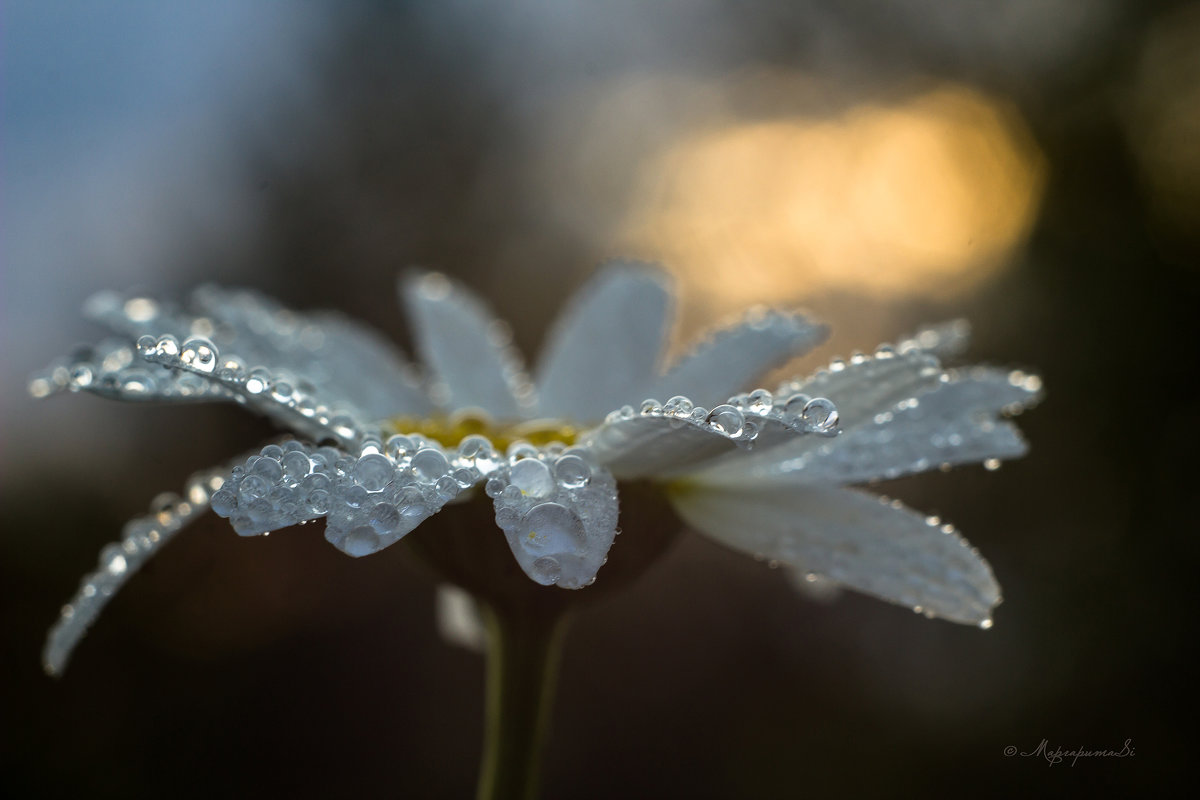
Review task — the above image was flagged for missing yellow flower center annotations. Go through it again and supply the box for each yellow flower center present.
[385,410,580,451]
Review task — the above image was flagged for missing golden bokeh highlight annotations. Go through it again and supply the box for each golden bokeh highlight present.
[618,85,1045,314]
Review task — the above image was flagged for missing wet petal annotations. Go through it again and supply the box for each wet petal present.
[400,272,532,418]
[213,437,484,557]
[535,263,671,422]
[646,308,827,409]
[694,367,1040,487]
[582,389,838,479]
[670,483,1001,626]
[43,467,230,676]
[488,447,619,589]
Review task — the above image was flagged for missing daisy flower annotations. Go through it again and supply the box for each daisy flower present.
[32,263,1038,796]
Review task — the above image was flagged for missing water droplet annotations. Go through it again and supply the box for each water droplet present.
[706,405,746,438]
[640,399,662,415]
[238,475,270,502]
[343,485,369,508]
[783,393,810,416]
[154,335,180,360]
[179,337,218,373]
[801,397,839,431]
[397,486,428,520]
[251,457,283,483]
[554,454,591,488]
[412,448,450,483]
[984,458,1001,471]
[245,368,271,394]
[531,556,561,584]
[979,618,994,630]
[386,434,414,459]
[210,488,237,516]
[485,477,506,498]
[662,396,694,416]
[344,526,380,556]
[368,503,400,534]
[511,458,555,498]
[746,389,773,415]
[69,364,94,387]
[306,489,330,514]
[100,544,127,575]
[354,453,392,491]
[519,503,586,555]
[281,451,311,481]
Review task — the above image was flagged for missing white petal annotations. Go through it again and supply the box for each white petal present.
[582,390,838,480]
[43,467,230,676]
[535,263,671,422]
[670,484,1000,625]
[489,447,619,589]
[646,309,827,409]
[699,367,1039,488]
[213,437,485,557]
[400,272,532,418]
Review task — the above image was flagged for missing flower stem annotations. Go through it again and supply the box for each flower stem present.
[476,599,570,800]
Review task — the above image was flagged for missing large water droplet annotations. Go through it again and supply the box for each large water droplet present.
[368,503,400,534]
[746,389,773,415]
[179,337,218,373]
[662,395,694,416]
[510,458,555,498]
[706,405,746,438]
[531,556,562,585]
[519,503,586,555]
[354,453,393,491]
[554,454,591,488]
[344,526,380,557]
[801,397,839,431]
[412,448,450,483]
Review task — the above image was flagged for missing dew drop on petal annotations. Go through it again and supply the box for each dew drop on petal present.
[306,489,330,514]
[520,502,586,554]
[531,556,562,585]
[281,451,312,481]
[210,488,238,516]
[251,457,283,483]
[179,337,218,373]
[368,503,400,534]
[344,526,381,556]
[245,368,271,394]
[554,454,591,488]
[662,395,694,416]
[706,405,746,438]
[746,389,773,414]
[485,477,506,498]
[511,458,555,498]
[343,485,369,508]
[354,453,393,491]
[385,434,414,459]
[397,486,429,521]
[412,448,450,483]
[801,397,839,431]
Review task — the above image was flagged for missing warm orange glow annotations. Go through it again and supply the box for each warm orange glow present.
[616,84,1045,314]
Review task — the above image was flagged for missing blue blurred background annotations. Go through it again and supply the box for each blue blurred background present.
[2,1,1195,796]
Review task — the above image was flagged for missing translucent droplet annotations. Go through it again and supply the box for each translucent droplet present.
[344,526,380,557]
[70,364,94,387]
[984,458,1001,471]
[397,486,428,520]
[238,475,270,502]
[210,488,237,516]
[435,475,460,500]
[368,503,400,534]
[245,368,271,394]
[485,477,506,498]
[100,543,127,575]
[554,454,591,488]
[306,489,330,514]
[510,458,555,498]
[706,405,746,438]
[280,451,311,481]
[343,485,369,508]
[179,337,218,373]
[783,393,810,416]
[640,399,662,415]
[746,389,773,414]
[662,395,693,416]
[353,453,393,491]
[251,457,283,483]
[123,296,159,322]
[385,434,414,459]
[412,448,451,483]
[801,397,839,431]
[154,335,180,360]
[519,503,586,555]
[531,556,562,585]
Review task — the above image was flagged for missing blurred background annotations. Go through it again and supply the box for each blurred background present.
[2,0,1196,796]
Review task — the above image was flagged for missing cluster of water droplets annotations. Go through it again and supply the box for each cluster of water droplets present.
[211,436,490,557]
[485,443,618,588]
[605,387,839,441]
[42,470,228,676]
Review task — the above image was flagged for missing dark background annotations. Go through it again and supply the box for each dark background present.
[2,1,1196,796]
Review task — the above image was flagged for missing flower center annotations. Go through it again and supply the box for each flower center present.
[386,410,580,451]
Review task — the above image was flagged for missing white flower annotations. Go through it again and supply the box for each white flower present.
[32,263,1040,674]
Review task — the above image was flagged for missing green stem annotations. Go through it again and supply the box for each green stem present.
[476,600,570,800]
